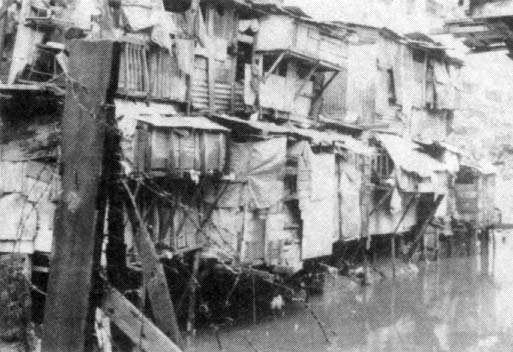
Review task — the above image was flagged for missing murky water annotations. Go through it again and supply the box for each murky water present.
[192,231,513,352]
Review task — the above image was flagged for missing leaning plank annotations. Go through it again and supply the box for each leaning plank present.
[103,287,182,352]
[122,181,184,349]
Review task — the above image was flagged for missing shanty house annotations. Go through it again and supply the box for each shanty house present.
[444,0,513,53]
[323,24,463,143]
[454,160,497,230]
[323,24,465,256]
[239,8,350,122]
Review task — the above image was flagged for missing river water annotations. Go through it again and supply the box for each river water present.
[192,230,513,352]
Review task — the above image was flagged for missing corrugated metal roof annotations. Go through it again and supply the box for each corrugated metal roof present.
[210,114,373,154]
[135,114,229,131]
[461,158,497,175]
[376,133,448,178]
[115,100,229,131]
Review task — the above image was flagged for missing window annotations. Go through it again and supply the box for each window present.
[296,61,316,81]
[371,148,394,181]
[118,42,149,94]
[213,6,226,38]
[425,62,436,108]
[386,69,397,105]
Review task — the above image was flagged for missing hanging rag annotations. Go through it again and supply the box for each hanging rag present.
[151,11,177,53]
[390,186,402,214]
[175,38,195,75]
[185,1,207,47]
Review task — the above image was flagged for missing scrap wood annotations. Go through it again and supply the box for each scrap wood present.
[102,287,182,352]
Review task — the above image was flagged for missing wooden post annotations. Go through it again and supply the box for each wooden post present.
[389,194,417,276]
[492,228,496,276]
[252,274,257,324]
[435,229,440,263]
[423,232,428,263]
[106,123,127,290]
[122,181,184,349]
[186,250,201,335]
[41,40,118,352]
[391,234,396,278]
[0,0,13,67]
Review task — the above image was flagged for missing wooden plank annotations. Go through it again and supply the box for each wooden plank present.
[103,287,182,352]
[186,251,201,333]
[41,40,118,352]
[122,181,184,349]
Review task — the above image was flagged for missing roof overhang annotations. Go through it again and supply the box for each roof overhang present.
[443,17,512,52]
[255,49,346,72]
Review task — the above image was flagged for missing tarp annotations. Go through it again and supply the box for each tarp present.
[300,150,337,260]
[211,137,287,209]
[376,133,448,178]
[338,161,363,241]
[0,160,59,254]
[434,60,453,110]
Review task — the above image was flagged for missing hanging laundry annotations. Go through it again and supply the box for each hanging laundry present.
[151,11,178,53]
[175,38,195,75]
[390,187,402,214]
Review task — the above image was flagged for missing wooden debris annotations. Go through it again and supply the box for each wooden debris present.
[102,287,182,352]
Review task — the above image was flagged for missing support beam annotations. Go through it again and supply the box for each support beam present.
[186,251,201,334]
[406,194,445,261]
[390,194,417,278]
[42,40,118,352]
[369,187,394,216]
[315,70,339,98]
[309,70,340,108]
[122,181,184,349]
[262,51,287,83]
[103,287,182,352]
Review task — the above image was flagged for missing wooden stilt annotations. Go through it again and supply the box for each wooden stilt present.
[391,234,396,279]
[186,250,201,335]
[435,229,440,263]
[252,274,257,324]
[492,228,496,276]
[423,234,428,263]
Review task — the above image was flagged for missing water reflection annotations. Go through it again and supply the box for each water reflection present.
[193,231,513,352]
